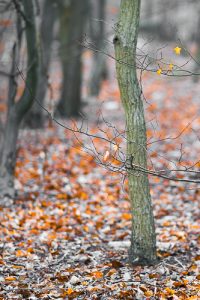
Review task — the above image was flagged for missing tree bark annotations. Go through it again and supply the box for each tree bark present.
[193,6,200,82]
[0,0,38,201]
[89,0,107,97]
[0,107,18,199]
[24,0,56,128]
[114,0,157,265]
[56,0,89,118]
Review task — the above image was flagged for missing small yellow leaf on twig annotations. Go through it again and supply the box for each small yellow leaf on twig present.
[157,68,162,75]
[103,150,110,162]
[169,63,174,71]
[174,46,181,55]
[113,144,118,152]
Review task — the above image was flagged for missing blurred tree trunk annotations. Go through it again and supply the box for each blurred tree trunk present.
[193,6,200,81]
[56,0,89,118]
[89,0,107,97]
[0,0,38,201]
[114,0,157,265]
[24,0,56,128]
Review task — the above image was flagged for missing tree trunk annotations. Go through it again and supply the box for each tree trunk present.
[24,0,56,128]
[114,0,157,265]
[56,0,89,117]
[0,0,38,202]
[89,0,107,97]
[0,108,18,199]
[193,6,200,82]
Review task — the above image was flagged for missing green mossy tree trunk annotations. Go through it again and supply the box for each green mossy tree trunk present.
[114,0,157,265]
[0,0,38,202]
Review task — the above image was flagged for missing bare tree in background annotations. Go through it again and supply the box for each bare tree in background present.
[0,0,38,200]
[56,0,90,118]
[89,0,107,97]
[24,0,56,128]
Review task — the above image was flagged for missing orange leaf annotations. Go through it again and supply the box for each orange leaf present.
[0,103,6,112]
[122,213,132,220]
[47,233,57,240]
[165,287,175,295]
[0,19,12,27]
[67,288,74,295]
[92,271,103,279]
[16,250,25,257]
[27,247,34,253]
[57,193,68,200]
[5,276,16,281]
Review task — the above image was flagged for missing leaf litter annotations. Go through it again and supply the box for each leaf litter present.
[0,56,200,300]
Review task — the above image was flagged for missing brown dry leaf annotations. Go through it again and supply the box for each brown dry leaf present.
[111,260,123,268]
[106,268,117,276]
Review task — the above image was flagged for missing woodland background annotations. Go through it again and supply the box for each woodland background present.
[0,0,199,299]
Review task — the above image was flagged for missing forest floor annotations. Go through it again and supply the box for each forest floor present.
[0,47,200,299]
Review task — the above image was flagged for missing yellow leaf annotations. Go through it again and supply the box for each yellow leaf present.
[169,63,174,71]
[195,161,200,167]
[113,144,118,151]
[103,150,110,162]
[165,287,175,295]
[82,281,88,286]
[157,68,162,75]
[144,290,153,297]
[174,46,181,55]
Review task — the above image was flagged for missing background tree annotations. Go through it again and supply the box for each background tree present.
[114,0,157,265]
[56,0,90,118]
[89,0,107,97]
[24,0,57,128]
[0,0,38,200]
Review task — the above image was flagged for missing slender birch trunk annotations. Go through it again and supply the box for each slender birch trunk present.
[114,0,157,265]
